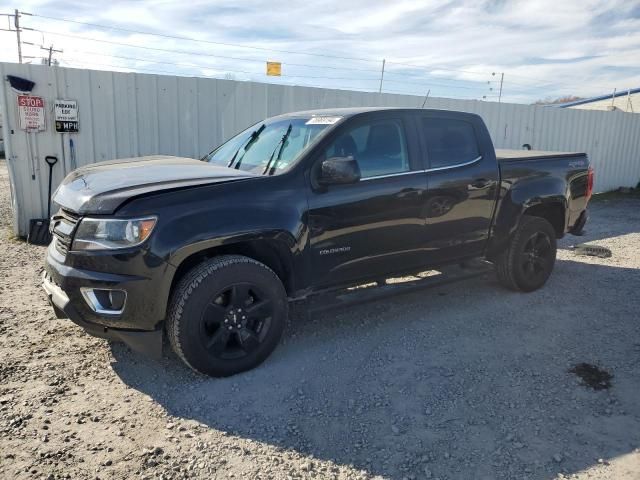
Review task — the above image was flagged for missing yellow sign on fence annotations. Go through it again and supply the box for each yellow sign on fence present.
[266,61,281,76]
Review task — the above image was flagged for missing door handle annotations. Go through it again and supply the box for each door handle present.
[470,178,490,189]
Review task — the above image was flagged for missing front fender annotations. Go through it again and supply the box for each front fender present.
[167,229,298,268]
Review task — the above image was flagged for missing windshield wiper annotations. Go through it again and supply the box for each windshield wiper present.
[262,123,292,176]
[228,124,265,169]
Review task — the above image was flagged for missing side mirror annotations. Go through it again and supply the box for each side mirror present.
[319,156,361,185]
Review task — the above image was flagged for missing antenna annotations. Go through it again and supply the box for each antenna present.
[421,90,431,108]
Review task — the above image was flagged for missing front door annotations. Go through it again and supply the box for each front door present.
[306,112,428,288]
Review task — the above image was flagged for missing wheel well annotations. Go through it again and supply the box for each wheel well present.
[170,240,295,298]
[523,203,565,238]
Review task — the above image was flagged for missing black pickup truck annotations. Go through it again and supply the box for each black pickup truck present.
[43,107,593,376]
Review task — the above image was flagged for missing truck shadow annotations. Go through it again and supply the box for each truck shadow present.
[110,258,640,480]
[560,198,640,245]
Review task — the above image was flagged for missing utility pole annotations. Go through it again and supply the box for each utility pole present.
[498,72,504,103]
[378,59,386,93]
[41,44,63,66]
[14,9,22,63]
[0,10,23,63]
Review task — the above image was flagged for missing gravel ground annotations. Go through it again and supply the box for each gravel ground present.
[1,158,639,480]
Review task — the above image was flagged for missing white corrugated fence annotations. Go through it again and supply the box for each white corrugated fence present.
[1,62,639,237]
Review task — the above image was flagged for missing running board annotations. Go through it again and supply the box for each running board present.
[304,262,494,314]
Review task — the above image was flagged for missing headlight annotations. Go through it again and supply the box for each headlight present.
[72,216,157,251]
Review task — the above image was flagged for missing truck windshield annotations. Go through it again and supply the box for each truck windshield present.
[203,117,339,175]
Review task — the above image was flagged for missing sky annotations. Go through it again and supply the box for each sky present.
[1,0,639,104]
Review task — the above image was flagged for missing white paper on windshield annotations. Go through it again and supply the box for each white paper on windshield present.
[305,116,342,125]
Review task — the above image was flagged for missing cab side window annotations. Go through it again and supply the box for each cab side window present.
[422,118,480,169]
[324,119,410,178]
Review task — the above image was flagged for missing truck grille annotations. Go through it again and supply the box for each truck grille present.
[51,209,80,256]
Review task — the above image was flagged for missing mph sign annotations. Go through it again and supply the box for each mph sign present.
[17,95,46,131]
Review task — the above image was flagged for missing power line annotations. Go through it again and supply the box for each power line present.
[26,11,511,80]
[382,87,486,100]
[30,22,494,88]
[60,55,484,99]
[21,10,625,100]
[27,28,611,101]
[385,60,492,76]
[5,23,498,95]
[26,12,379,64]
[62,48,381,82]
[385,59,619,92]
[499,70,615,90]
[61,56,397,95]
[21,13,580,97]
[31,28,391,75]
[19,23,382,74]
[64,47,498,92]
[382,78,485,91]
[75,46,492,89]
[61,56,379,87]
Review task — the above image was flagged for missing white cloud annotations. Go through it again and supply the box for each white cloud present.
[1,0,638,104]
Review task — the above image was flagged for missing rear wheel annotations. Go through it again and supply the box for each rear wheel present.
[167,255,287,377]
[495,216,557,292]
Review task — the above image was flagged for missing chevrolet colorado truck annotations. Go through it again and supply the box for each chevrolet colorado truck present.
[43,107,593,376]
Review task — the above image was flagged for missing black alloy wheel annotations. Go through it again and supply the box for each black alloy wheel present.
[495,215,557,292]
[167,255,287,377]
[520,231,553,284]
[200,283,273,360]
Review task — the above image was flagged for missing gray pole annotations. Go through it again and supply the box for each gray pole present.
[40,44,62,66]
[379,59,386,93]
[611,88,617,108]
[498,72,504,103]
[14,9,22,64]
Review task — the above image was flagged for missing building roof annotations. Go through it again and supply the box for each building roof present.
[555,87,640,108]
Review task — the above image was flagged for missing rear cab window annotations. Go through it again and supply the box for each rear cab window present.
[421,117,481,169]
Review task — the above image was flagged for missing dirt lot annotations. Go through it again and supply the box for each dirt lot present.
[1,159,639,480]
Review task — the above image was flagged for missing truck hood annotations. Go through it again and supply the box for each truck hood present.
[53,155,257,214]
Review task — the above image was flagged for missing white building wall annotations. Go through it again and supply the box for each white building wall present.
[567,92,638,113]
[2,62,640,236]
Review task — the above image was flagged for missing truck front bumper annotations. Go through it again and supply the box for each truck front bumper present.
[42,271,163,357]
[42,241,172,358]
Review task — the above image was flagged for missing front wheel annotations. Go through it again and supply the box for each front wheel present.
[167,255,287,377]
[495,216,557,292]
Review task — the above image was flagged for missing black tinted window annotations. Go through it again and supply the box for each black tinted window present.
[325,119,409,178]
[422,118,480,169]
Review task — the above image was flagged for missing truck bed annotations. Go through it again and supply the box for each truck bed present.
[496,149,586,161]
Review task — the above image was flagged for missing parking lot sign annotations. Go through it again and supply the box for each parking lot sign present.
[54,99,79,133]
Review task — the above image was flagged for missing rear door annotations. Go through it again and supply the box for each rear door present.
[305,111,428,288]
[415,111,499,262]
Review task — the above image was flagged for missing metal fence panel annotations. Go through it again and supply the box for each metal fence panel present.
[1,62,639,236]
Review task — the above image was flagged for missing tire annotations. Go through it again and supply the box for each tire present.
[167,255,287,377]
[495,215,557,292]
